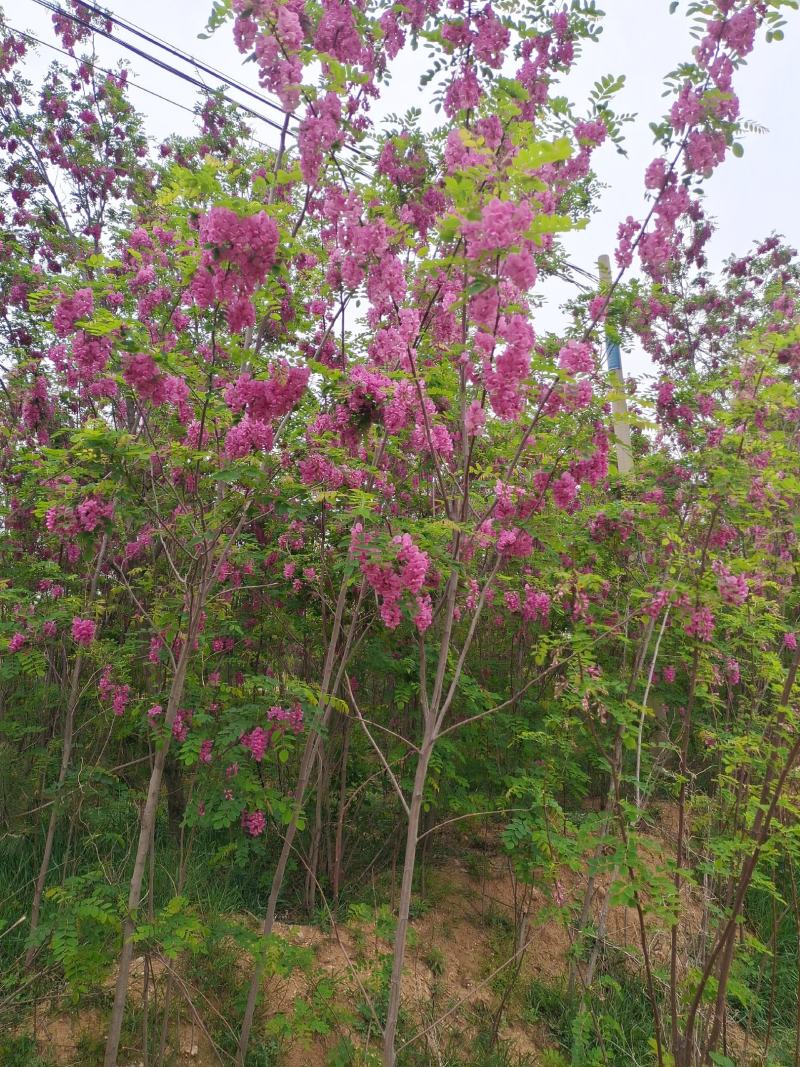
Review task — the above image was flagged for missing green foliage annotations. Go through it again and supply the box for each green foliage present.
[0,1035,54,1067]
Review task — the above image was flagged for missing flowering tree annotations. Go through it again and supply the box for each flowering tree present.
[0,1,798,1066]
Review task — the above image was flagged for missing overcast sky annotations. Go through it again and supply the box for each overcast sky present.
[5,0,799,379]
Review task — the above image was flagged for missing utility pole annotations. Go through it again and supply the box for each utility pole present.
[597,254,634,475]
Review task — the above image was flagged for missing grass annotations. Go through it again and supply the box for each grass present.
[523,966,659,1067]
[0,1034,55,1067]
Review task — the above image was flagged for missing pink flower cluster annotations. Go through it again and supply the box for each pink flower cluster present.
[72,617,96,646]
[172,709,192,742]
[464,199,533,257]
[558,341,594,376]
[241,726,269,761]
[98,666,130,716]
[74,496,114,532]
[268,703,304,734]
[224,363,309,458]
[53,287,93,336]
[523,586,551,624]
[242,809,266,837]
[552,472,578,512]
[122,352,167,404]
[353,525,432,631]
[232,0,305,109]
[713,561,749,606]
[190,206,279,332]
[482,314,535,421]
[21,376,53,440]
[46,496,113,537]
[685,607,715,642]
[619,2,762,278]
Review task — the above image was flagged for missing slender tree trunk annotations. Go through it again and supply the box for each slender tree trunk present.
[236,722,329,1064]
[382,737,433,1067]
[104,636,193,1067]
[235,575,355,1066]
[26,534,108,969]
[163,755,186,839]
[305,750,326,912]
[24,652,83,970]
[332,718,351,902]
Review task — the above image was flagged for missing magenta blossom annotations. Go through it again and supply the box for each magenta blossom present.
[72,617,96,646]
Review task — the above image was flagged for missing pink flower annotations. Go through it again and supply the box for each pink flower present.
[722,7,757,56]
[522,587,550,625]
[663,666,676,684]
[199,739,214,764]
[71,617,96,646]
[505,591,521,613]
[53,287,93,336]
[243,810,266,837]
[242,726,269,761]
[685,607,715,642]
[268,703,304,734]
[172,709,191,742]
[504,250,537,290]
[122,352,167,405]
[414,594,433,633]
[558,341,594,376]
[298,92,342,184]
[112,685,130,716]
[9,632,26,652]
[147,704,163,718]
[191,207,279,311]
[464,400,486,436]
[713,562,748,606]
[552,472,578,511]
[784,632,798,651]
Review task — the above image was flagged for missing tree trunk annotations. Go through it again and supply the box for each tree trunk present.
[164,755,186,839]
[26,534,108,969]
[332,718,351,902]
[382,738,433,1067]
[304,750,326,913]
[103,637,193,1067]
[24,650,83,970]
[235,575,355,1066]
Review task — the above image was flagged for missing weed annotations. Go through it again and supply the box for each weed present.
[0,1034,54,1067]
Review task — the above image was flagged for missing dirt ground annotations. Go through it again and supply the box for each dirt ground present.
[21,806,758,1066]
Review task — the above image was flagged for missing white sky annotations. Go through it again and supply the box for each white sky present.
[5,0,799,380]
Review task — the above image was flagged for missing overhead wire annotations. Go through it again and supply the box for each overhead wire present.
[26,0,292,138]
[5,22,276,154]
[77,0,298,125]
[24,0,375,175]
[14,1,596,291]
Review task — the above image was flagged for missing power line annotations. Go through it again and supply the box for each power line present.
[79,0,295,125]
[11,4,599,295]
[78,0,372,163]
[85,0,375,164]
[6,22,276,153]
[24,0,374,175]
[26,0,293,139]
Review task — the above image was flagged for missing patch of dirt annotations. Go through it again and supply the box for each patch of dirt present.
[21,812,763,1066]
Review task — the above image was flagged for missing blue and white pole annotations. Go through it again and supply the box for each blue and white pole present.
[597,255,633,474]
